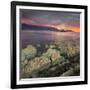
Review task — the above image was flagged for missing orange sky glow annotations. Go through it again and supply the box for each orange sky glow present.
[52,24,80,32]
[64,26,80,32]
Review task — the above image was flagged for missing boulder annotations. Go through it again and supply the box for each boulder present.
[21,45,37,61]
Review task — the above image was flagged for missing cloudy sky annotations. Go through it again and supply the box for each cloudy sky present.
[20,9,80,32]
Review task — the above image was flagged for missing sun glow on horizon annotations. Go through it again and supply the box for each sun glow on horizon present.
[51,24,80,32]
[64,25,80,32]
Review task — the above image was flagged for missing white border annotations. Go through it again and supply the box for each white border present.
[16,6,85,85]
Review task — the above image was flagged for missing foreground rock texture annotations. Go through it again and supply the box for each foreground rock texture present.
[21,47,61,78]
[20,41,80,78]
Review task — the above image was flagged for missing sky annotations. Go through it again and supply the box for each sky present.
[20,9,80,32]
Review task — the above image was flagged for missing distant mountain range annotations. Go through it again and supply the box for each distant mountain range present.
[22,24,74,32]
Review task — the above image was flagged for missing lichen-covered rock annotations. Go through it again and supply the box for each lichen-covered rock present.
[42,48,61,62]
[60,68,74,76]
[21,45,37,61]
[21,51,26,62]
[21,59,28,66]
[22,56,50,77]
[45,44,49,49]
[37,44,40,47]
[22,48,61,77]
[49,45,56,49]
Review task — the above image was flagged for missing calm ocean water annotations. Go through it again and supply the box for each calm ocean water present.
[21,30,80,48]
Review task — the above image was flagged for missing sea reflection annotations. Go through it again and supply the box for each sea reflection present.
[21,30,80,48]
